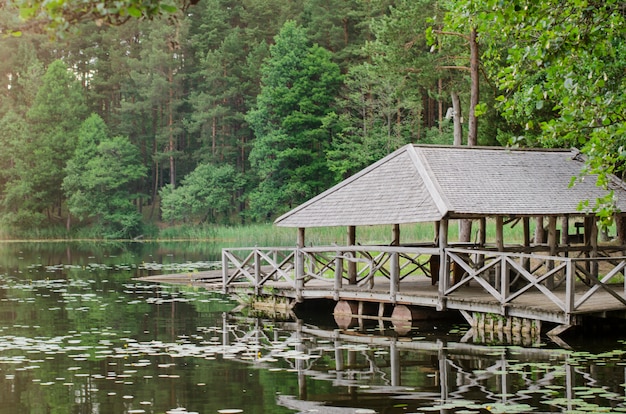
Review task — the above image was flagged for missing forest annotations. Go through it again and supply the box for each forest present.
[0,0,624,238]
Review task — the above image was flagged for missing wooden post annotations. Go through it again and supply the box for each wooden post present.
[495,216,505,293]
[438,219,449,310]
[296,228,305,297]
[561,216,569,246]
[347,226,356,285]
[565,259,574,316]
[254,249,261,295]
[617,213,626,256]
[476,217,487,270]
[390,251,399,303]
[534,216,544,244]
[392,223,400,246]
[523,217,531,271]
[222,250,229,294]
[547,216,558,289]
[495,216,504,251]
[590,219,598,279]
[334,253,343,300]
[479,218,487,246]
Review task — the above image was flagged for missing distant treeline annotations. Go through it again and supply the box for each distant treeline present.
[0,0,623,238]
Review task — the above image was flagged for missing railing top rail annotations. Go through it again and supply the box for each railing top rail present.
[447,246,626,263]
[301,245,440,254]
[222,246,297,252]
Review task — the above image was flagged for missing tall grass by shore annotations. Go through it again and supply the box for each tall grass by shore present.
[3,219,613,247]
[157,220,531,247]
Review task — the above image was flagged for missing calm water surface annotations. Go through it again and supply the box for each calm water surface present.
[0,242,626,414]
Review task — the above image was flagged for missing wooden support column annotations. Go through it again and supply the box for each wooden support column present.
[590,219,598,279]
[523,217,531,271]
[546,216,558,289]
[347,226,356,285]
[495,216,504,251]
[438,219,449,311]
[390,225,400,303]
[561,216,570,246]
[479,218,487,246]
[392,224,400,246]
[390,251,399,303]
[476,217,487,270]
[617,213,626,254]
[523,218,531,247]
[495,216,504,292]
[296,228,305,295]
[534,216,544,244]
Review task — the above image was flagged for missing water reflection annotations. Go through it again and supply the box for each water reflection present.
[0,242,625,414]
[220,316,626,413]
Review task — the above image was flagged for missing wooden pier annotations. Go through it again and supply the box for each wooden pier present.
[221,244,626,338]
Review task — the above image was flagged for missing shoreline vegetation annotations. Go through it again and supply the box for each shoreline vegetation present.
[0,220,548,246]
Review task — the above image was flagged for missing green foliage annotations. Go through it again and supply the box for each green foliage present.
[326,60,418,180]
[159,163,244,224]
[6,0,179,37]
[247,21,343,220]
[0,60,87,228]
[63,114,146,238]
[1,0,624,236]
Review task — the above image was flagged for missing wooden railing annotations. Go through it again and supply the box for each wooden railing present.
[222,245,626,321]
[444,247,626,321]
[222,247,297,295]
[222,245,439,298]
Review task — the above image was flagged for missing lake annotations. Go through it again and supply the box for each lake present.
[0,241,626,414]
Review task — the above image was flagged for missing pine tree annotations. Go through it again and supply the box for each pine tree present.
[246,21,343,219]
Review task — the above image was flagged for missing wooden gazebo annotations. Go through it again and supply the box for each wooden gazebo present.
[275,144,626,250]
[223,145,626,339]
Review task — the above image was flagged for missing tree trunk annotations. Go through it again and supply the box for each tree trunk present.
[168,65,176,188]
[451,91,462,146]
[467,27,479,146]
[455,89,471,242]
[438,78,443,132]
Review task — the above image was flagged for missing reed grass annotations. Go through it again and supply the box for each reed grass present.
[156,220,534,247]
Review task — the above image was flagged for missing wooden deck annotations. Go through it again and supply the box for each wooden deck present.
[136,244,626,335]
[220,245,626,331]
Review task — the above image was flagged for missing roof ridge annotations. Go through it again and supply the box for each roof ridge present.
[407,146,449,216]
[411,144,573,153]
[274,145,412,226]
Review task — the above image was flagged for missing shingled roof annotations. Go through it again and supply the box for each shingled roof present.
[274,144,626,228]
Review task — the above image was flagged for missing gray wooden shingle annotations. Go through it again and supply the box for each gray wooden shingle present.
[274,144,626,228]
